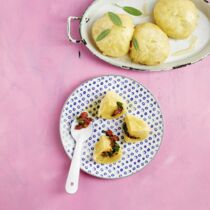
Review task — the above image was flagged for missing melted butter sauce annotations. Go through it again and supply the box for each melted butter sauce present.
[172,35,198,56]
[142,1,149,17]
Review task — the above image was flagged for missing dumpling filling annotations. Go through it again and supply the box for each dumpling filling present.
[93,130,122,164]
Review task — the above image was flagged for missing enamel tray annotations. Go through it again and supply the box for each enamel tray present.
[59,75,164,179]
[67,0,210,71]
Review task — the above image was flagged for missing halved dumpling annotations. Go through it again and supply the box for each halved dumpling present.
[123,115,150,143]
[98,91,127,119]
[93,135,122,164]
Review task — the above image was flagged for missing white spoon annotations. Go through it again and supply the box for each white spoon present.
[65,119,93,194]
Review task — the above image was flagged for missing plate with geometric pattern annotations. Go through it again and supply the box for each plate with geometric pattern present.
[59,75,164,179]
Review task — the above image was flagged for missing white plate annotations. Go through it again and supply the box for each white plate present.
[59,75,164,179]
[67,0,210,71]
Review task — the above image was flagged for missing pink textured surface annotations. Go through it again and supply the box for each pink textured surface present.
[1,0,210,209]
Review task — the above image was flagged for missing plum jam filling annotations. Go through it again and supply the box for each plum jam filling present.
[75,112,93,130]
[123,123,139,139]
[101,130,120,157]
[112,101,124,117]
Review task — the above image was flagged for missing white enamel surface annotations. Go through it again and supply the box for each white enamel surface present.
[80,0,210,71]
[65,120,93,194]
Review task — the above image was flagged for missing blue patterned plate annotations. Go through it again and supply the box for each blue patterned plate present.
[60,75,164,179]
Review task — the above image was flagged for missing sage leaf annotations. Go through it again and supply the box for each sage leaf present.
[133,38,139,50]
[108,12,122,27]
[115,4,142,16]
[117,101,123,109]
[123,6,142,16]
[96,29,111,41]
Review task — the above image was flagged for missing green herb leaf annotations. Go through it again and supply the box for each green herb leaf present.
[115,4,142,16]
[96,29,111,41]
[132,37,139,50]
[112,142,120,153]
[117,101,123,109]
[123,6,142,16]
[77,118,85,125]
[108,12,122,27]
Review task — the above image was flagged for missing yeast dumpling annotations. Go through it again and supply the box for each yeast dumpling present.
[98,91,126,119]
[92,13,134,57]
[154,0,199,39]
[93,136,122,164]
[123,115,150,143]
[130,23,170,66]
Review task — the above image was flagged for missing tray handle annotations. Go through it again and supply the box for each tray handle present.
[67,16,82,43]
[203,0,210,4]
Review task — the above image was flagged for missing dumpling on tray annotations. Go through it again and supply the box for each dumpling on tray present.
[92,13,134,57]
[154,0,199,39]
[129,23,170,66]
[93,130,122,164]
[98,91,127,119]
[123,115,150,143]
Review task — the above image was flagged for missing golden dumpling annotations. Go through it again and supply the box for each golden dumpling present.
[123,115,150,143]
[92,13,134,57]
[129,23,170,66]
[98,91,126,119]
[154,0,199,39]
[93,135,122,164]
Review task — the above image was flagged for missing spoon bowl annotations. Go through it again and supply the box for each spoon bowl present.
[71,120,93,143]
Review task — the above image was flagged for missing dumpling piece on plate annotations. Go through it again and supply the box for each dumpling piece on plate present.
[129,23,170,66]
[98,91,126,119]
[154,0,199,39]
[92,13,134,57]
[93,130,122,164]
[123,115,150,143]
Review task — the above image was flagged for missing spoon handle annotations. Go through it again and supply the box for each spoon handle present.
[65,141,83,194]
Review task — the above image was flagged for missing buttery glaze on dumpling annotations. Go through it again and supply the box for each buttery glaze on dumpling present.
[154,0,199,39]
[98,91,127,119]
[123,115,150,143]
[92,13,134,57]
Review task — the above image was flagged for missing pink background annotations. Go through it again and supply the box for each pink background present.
[1,0,210,209]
